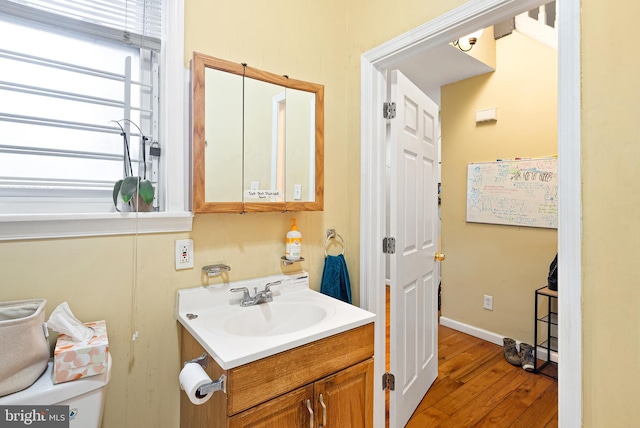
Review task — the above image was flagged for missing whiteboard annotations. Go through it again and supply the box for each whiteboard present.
[466,158,558,228]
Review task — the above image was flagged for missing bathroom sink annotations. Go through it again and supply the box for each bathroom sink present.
[214,301,332,337]
[176,271,375,369]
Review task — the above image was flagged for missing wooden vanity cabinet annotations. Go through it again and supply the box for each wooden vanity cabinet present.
[180,322,374,428]
[229,358,374,428]
[312,357,374,427]
[228,384,314,427]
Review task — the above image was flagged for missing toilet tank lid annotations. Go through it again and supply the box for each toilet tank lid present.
[0,353,112,406]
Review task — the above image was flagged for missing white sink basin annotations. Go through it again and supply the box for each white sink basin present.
[176,272,375,369]
[214,301,332,337]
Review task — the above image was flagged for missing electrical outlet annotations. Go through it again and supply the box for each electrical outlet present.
[175,239,194,270]
[483,294,493,311]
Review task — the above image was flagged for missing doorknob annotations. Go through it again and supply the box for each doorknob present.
[434,252,446,261]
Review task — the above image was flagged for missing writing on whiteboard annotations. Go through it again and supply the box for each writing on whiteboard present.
[466,158,558,228]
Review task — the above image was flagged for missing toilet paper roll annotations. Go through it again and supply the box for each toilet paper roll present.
[179,363,214,405]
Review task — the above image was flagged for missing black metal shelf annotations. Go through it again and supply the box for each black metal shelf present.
[539,337,558,353]
[537,312,558,325]
[534,286,558,380]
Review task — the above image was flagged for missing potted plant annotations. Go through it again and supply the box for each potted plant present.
[112,120,155,212]
[113,176,154,212]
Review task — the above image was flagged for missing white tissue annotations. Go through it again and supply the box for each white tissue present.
[179,363,214,405]
[46,302,94,342]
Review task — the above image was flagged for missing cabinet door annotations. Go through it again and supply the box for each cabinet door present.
[314,358,374,428]
[229,384,314,428]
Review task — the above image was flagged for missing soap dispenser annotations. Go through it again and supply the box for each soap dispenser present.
[285,218,302,261]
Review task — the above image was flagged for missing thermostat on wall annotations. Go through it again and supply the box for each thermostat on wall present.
[476,107,498,123]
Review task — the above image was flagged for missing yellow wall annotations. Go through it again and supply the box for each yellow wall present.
[440,31,558,341]
[466,27,497,69]
[184,0,353,290]
[2,0,639,426]
[582,1,640,425]
[1,1,352,427]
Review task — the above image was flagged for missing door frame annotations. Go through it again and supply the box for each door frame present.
[359,1,581,427]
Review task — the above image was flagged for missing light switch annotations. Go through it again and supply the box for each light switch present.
[293,184,302,200]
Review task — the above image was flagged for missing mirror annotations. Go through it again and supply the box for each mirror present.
[203,67,243,203]
[192,52,324,213]
[243,77,286,204]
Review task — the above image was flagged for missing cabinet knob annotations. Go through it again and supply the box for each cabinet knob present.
[434,252,446,261]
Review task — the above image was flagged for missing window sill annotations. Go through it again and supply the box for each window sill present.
[0,211,193,241]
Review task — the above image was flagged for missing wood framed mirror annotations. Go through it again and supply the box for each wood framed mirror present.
[192,52,324,213]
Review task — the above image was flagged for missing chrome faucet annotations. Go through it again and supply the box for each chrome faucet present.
[231,281,280,307]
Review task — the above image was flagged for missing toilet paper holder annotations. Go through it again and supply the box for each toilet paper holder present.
[184,353,227,395]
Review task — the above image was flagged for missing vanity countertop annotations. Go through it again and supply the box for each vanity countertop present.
[176,272,375,369]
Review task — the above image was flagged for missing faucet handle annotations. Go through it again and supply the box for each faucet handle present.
[263,280,281,292]
[230,287,251,301]
[261,281,280,303]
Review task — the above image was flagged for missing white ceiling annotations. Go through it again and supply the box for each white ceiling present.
[391,43,494,105]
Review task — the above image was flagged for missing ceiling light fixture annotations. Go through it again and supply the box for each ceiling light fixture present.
[454,29,484,52]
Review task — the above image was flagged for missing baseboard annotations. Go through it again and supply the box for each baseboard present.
[439,316,504,346]
[536,347,559,363]
[439,316,559,363]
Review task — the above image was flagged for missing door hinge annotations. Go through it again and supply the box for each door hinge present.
[383,372,395,391]
[383,102,396,119]
[383,237,396,254]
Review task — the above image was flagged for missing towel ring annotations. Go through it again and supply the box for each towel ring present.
[324,230,346,257]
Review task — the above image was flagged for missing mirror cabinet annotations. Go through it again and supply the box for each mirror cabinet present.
[192,52,324,213]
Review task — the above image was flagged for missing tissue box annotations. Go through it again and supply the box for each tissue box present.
[53,320,109,384]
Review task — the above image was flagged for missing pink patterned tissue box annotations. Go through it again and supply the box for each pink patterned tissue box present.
[53,320,109,384]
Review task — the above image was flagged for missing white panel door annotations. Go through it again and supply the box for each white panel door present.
[389,69,440,428]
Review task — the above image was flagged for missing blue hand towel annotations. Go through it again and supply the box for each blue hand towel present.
[320,254,352,304]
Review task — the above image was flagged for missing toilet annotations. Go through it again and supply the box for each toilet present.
[0,353,111,427]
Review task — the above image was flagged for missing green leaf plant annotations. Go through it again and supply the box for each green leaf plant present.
[113,176,154,205]
[111,119,155,212]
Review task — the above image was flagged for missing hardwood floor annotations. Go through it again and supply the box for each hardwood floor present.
[387,288,558,427]
[405,324,558,427]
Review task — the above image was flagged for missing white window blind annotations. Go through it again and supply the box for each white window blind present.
[0,0,162,50]
[0,0,163,215]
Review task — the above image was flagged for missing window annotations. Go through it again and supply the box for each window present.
[0,0,191,239]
